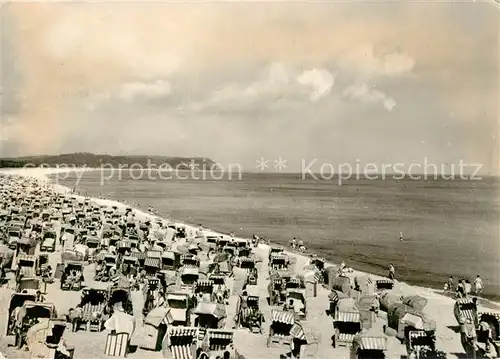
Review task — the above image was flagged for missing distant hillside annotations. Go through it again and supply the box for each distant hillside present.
[0,152,217,169]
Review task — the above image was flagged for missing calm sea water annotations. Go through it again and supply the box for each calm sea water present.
[54,171,500,299]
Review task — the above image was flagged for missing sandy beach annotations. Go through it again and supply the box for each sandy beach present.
[0,167,499,359]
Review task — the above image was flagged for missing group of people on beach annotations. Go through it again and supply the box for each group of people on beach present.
[289,237,307,252]
[445,275,483,297]
[67,305,85,332]
[63,269,84,290]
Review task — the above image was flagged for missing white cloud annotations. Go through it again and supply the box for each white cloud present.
[86,80,171,109]
[195,63,334,111]
[343,83,396,112]
[338,45,405,110]
[216,63,291,102]
[296,69,335,101]
[339,44,415,78]
[118,80,172,101]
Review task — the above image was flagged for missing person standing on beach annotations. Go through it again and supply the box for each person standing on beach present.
[338,261,346,276]
[474,275,483,295]
[389,264,395,281]
[68,308,78,332]
[464,279,472,297]
[457,279,466,298]
[69,305,82,332]
[447,277,454,293]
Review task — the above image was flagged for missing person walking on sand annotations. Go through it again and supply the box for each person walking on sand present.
[474,275,483,295]
[389,264,396,281]
[447,276,454,293]
[464,279,472,297]
[399,232,403,241]
[69,305,82,332]
[338,261,346,277]
[68,308,78,332]
[457,279,466,298]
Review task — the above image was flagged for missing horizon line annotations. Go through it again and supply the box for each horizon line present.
[9,166,498,178]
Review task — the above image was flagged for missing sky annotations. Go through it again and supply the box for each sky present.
[1,0,499,174]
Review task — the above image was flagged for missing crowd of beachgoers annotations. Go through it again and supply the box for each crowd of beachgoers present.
[0,167,499,359]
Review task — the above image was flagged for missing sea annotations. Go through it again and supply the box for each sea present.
[53,170,500,300]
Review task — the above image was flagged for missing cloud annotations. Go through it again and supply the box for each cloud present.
[2,1,497,173]
[338,44,415,78]
[89,80,172,108]
[118,80,172,101]
[296,69,335,101]
[343,83,396,112]
[337,44,412,112]
[191,63,335,112]
[212,63,290,103]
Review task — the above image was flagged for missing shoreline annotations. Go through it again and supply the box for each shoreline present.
[3,166,500,310]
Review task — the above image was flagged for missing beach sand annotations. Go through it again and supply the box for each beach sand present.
[0,167,498,359]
